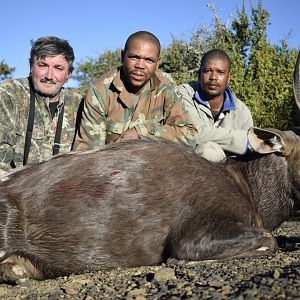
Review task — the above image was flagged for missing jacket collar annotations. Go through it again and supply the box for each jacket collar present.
[195,85,237,112]
[110,67,163,109]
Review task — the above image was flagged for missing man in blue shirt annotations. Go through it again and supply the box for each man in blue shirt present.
[178,49,253,162]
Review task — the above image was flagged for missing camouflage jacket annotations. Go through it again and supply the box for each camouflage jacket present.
[0,77,82,177]
[73,67,197,150]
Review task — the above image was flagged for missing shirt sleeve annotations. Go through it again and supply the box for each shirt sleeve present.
[134,85,198,148]
[0,89,16,176]
[73,84,107,151]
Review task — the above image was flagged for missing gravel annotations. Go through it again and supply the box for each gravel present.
[0,211,299,299]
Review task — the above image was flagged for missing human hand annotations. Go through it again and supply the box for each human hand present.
[115,128,139,143]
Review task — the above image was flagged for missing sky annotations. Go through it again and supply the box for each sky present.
[1,0,300,87]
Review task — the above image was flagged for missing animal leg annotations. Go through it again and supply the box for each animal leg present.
[0,255,43,283]
[170,223,278,261]
[0,262,28,283]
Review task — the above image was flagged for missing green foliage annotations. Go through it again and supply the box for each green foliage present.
[160,0,298,130]
[160,35,203,83]
[231,1,297,129]
[73,0,298,129]
[0,60,15,81]
[73,49,121,94]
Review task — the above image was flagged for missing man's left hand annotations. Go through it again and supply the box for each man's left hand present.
[116,128,139,142]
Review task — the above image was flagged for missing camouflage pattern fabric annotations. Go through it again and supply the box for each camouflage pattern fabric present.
[73,67,197,151]
[0,77,82,178]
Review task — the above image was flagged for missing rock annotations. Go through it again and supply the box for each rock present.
[154,267,176,281]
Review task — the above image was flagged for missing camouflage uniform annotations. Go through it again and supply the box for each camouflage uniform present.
[0,77,82,177]
[73,67,197,150]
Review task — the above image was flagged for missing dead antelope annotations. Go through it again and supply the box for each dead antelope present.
[0,127,299,282]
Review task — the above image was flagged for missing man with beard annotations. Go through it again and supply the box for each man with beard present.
[0,36,83,178]
[73,31,197,151]
[178,49,253,162]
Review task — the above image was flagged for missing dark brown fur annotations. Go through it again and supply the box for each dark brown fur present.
[0,131,299,282]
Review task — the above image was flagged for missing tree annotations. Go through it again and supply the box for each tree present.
[160,35,203,83]
[73,49,121,94]
[231,1,297,129]
[0,60,15,81]
[160,0,298,129]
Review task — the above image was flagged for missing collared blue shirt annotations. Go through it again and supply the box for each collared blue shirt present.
[194,86,237,113]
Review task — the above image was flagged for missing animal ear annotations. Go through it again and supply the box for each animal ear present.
[248,127,284,154]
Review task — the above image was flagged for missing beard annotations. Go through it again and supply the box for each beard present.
[33,78,62,99]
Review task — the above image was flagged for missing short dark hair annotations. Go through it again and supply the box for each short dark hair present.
[200,49,232,72]
[124,31,161,57]
[29,36,75,72]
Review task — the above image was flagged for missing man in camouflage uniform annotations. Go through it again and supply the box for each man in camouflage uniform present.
[73,31,197,150]
[0,36,82,178]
